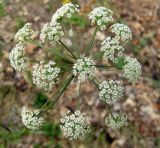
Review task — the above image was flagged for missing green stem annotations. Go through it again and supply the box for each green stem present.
[94,65,111,69]
[85,26,98,56]
[59,40,77,59]
[29,39,75,63]
[106,103,116,121]
[48,47,75,63]
[91,51,103,60]
[77,82,81,109]
[60,68,73,74]
[41,75,74,112]
[91,78,100,89]
[94,64,122,72]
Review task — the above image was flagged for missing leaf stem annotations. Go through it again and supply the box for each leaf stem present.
[59,40,77,59]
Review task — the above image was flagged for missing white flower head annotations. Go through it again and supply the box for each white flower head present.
[105,113,127,129]
[110,23,132,43]
[88,7,113,30]
[9,43,28,71]
[123,57,141,82]
[101,37,124,63]
[15,23,34,43]
[99,80,124,104]
[60,110,91,140]
[73,57,96,82]
[21,106,44,130]
[40,22,64,44]
[32,61,60,91]
[51,2,79,24]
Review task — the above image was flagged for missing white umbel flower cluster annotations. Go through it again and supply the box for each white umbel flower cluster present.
[99,80,124,104]
[51,2,79,24]
[9,43,28,71]
[21,106,44,130]
[32,61,60,91]
[101,37,124,63]
[105,114,127,129]
[60,110,91,140]
[88,7,113,30]
[123,57,141,82]
[110,23,132,43]
[73,57,96,82]
[40,22,64,44]
[14,23,34,43]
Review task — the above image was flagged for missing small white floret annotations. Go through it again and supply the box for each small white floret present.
[89,7,113,30]
[32,61,60,91]
[60,110,91,140]
[21,106,44,130]
[9,43,28,71]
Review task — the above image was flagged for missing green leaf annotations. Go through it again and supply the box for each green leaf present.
[54,144,62,148]
[155,137,160,147]
[34,92,48,108]
[7,128,29,142]
[0,128,29,144]
[114,57,125,70]
[132,34,153,55]
[16,17,26,30]
[0,2,6,17]
[41,122,62,139]
[34,144,41,148]
[67,14,88,28]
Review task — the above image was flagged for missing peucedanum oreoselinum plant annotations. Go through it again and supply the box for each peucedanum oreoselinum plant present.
[9,3,141,140]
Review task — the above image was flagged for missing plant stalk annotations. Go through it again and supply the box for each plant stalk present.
[105,103,116,121]
[59,40,77,59]
[85,26,98,56]
[41,75,74,112]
